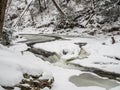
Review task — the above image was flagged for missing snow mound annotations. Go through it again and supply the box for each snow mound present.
[34,41,80,60]
[71,39,120,74]
[0,44,43,86]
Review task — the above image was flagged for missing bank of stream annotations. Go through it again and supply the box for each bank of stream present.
[20,34,120,90]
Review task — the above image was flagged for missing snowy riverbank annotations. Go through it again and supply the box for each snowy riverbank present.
[1,33,120,90]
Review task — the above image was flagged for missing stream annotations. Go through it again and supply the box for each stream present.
[19,34,120,90]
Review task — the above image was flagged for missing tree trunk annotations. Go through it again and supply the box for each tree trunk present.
[38,0,42,12]
[0,0,8,39]
[24,0,35,26]
[51,0,65,15]
[44,0,47,9]
[25,0,28,4]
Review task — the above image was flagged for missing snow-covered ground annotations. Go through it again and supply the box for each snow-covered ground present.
[2,0,120,89]
[70,36,120,74]
[33,35,120,74]
[34,40,81,60]
[1,34,120,90]
[0,43,104,90]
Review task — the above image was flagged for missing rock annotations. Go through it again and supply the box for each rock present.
[27,48,55,57]
[88,31,95,36]
[38,78,54,89]
[23,73,30,79]
[63,50,68,55]
[1,86,14,90]
[16,73,54,90]
[16,84,31,90]
[30,74,42,80]
[74,42,87,48]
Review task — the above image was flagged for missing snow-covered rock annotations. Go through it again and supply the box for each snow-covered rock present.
[34,40,81,60]
[0,44,43,86]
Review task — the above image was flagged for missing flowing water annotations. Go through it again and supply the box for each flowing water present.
[20,34,120,90]
[69,73,120,90]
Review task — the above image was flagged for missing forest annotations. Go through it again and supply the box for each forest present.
[0,0,120,90]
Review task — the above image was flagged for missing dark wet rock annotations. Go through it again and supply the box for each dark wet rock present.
[27,47,60,63]
[88,31,95,36]
[104,55,120,61]
[74,42,87,48]
[18,73,54,90]
[27,48,55,58]
[2,73,54,90]
[42,34,64,40]
[1,86,14,90]
[23,73,30,79]
[104,27,119,33]
[68,63,120,81]
[102,42,106,45]
[30,74,42,80]
[38,79,54,89]
[63,50,68,55]
[94,69,120,81]
[16,84,31,90]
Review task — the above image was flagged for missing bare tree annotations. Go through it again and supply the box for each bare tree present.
[0,0,8,39]
[38,0,42,12]
[24,0,35,26]
[51,0,65,15]
[44,0,47,9]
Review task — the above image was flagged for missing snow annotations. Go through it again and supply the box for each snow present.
[1,35,120,90]
[0,44,43,86]
[0,86,4,90]
[34,40,81,60]
[0,43,81,89]
[33,35,120,89]
[39,72,53,81]
[0,43,79,89]
[33,35,120,74]
[110,86,120,90]
[2,0,120,89]
[16,27,40,34]
[9,43,28,51]
[71,55,120,73]
[69,36,120,74]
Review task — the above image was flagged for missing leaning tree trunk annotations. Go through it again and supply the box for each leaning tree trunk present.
[44,0,47,9]
[51,0,65,15]
[0,0,8,39]
[38,0,42,12]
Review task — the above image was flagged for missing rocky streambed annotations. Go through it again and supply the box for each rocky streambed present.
[1,73,54,90]
[19,34,120,90]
